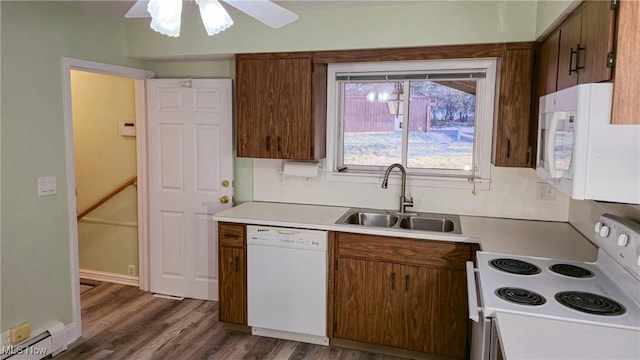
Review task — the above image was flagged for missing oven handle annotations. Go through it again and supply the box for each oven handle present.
[466,261,481,323]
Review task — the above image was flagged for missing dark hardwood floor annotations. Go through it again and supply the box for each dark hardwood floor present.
[57,283,408,360]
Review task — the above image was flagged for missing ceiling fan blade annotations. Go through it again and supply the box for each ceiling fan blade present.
[222,0,298,29]
[125,0,150,19]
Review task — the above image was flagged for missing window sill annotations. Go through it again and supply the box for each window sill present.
[324,171,490,191]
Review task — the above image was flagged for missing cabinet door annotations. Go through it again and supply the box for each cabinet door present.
[431,269,469,359]
[538,31,560,96]
[557,12,582,91]
[612,0,640,124]
[219,247,246,324]
[275,58,313,159]
[493,47,535,167]
[236,59,277,158]
[368,262,403,348]
[400,264,436,353]
[400,265,467,359]
[334,258,370,342]
[578,0,615,84]
[334,258,402,347]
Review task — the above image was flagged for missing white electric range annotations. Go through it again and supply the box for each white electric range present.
[467,214,640,360]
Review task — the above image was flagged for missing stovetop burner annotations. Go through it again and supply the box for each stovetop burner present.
[496,287,546,306]
[549,264,594,278]
[489,258,541,275]
[555,291,626,316]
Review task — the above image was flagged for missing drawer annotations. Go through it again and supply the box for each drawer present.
[337,232,471,270]
[219,223,245,248]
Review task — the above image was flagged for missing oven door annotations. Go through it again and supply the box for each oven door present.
[467,261,500,360]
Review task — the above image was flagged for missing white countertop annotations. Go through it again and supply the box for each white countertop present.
[496,312,640,360]
[462,216,597,261]
[213,201,598,261]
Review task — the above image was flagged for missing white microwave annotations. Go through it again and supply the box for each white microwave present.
[536,83,640,204]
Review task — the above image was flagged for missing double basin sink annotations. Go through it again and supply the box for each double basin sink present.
[335,208,461,234]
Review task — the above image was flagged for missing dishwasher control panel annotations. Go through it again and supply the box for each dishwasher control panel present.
[246,225,327,251]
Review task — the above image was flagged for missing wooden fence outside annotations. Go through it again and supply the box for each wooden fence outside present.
[343,95,432,132]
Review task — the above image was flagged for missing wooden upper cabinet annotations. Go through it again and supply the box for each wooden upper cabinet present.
[492,44,535,168]
[557,11,582,90]
[612,0,640,124]
[556,1,616,91]
[538,31,561,96]
[236,56,327,160]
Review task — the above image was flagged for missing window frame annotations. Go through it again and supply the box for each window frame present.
[325,58,498,190]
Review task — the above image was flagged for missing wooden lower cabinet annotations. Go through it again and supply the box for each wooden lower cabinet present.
[333,233,471,359]
[218,223,247,325]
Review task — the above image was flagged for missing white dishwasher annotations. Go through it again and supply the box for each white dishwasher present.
[247,225,329,346]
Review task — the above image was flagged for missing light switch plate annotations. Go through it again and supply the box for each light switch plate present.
[38,176,56,196]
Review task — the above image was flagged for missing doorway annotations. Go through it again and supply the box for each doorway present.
[61,57,154,342]
[71,70,139,286]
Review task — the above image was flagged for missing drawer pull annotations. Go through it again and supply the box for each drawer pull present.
[391,272,396,290]
[405,275,409,292]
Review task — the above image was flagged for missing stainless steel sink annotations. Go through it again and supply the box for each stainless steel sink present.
[341,212,399,227]
[398,216,456,232]
[335,208,461,234]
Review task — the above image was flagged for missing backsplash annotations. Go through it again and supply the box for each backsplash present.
[251,159,571,221]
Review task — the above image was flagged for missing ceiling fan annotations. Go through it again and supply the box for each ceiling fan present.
[125,0,299,37]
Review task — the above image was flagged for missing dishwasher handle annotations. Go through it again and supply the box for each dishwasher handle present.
[466,261,481,323]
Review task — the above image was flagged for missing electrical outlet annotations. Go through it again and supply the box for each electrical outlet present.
[2,331,10,345]
[10,323,31,344]
[128,265,136,276]
[536,182,556,201]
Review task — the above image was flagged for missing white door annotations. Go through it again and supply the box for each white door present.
[147,79,233,300]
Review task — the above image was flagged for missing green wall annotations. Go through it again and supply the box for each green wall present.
[1,1,150,333]
[536,0,577,38]
[126,1,538,59]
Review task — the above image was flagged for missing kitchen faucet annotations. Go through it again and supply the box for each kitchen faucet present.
[381,163,414,213]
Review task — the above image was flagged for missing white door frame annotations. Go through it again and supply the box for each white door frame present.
[61,57,154,343]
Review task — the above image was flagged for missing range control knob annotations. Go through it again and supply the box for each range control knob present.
[617,233,629,247]
[594,222,603,233]
[599,225,610,238]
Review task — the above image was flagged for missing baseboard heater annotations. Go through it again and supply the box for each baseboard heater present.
[1,322,67,360]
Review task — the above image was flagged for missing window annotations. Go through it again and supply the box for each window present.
[326,59,497,189]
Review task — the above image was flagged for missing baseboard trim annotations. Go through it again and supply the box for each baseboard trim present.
[79,269,139,287]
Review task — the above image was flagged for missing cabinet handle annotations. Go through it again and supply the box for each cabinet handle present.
[266,136,271,151]
[235,256,239,272]
[507,139,511,159]
[569,47,577,75]
[569,44,585,75]
[391,272,396,290]
[405,275,409,292]
[575,44,585,71]
[276,136,281,152]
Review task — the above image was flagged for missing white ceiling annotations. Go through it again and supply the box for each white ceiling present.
[59,0,407,20]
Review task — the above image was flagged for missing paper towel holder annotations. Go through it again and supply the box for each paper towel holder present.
[282,160,323,178]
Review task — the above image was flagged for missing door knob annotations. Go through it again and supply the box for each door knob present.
[221,180,230,188]
[220,195,230,204]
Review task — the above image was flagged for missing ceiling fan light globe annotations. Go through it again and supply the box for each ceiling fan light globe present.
[199,0,234,36]
[148,0,182,37]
